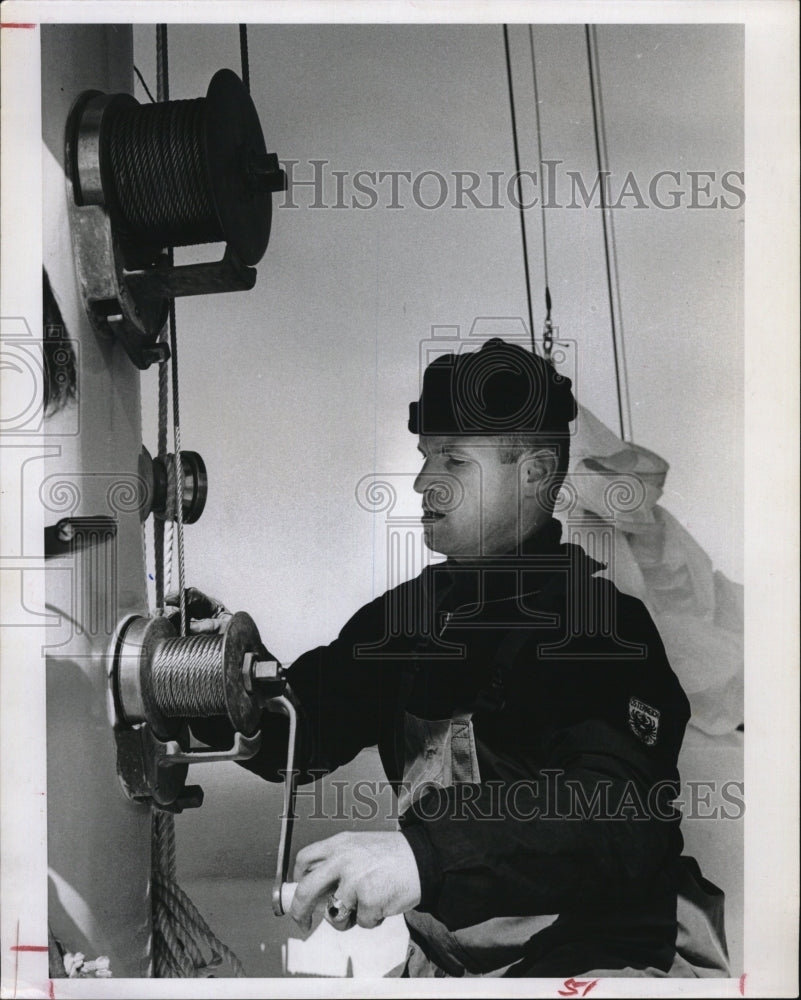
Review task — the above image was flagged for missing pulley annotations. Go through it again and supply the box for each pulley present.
[66,68,286,369]
[139,446,208,524]
[109,610,300,911]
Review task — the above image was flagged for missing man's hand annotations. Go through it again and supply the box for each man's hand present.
[290,832,422,932]
[165,587,232,633]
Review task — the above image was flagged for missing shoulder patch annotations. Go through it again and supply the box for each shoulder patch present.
[628,696,661,746]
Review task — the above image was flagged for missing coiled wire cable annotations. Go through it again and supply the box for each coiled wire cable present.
[107,99,223,248]
[151,635,227,718]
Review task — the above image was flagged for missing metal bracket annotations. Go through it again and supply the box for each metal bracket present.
[125,245,257,300]
[114,722,192,809]
[157,730,262,767]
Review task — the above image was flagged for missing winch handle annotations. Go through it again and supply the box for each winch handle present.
[266,690,300,916]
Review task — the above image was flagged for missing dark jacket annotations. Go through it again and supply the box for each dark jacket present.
[203,518,692,974]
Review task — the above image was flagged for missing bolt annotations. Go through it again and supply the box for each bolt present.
[249,152,287,193]
[57,520,75,543]
[174,785,204,812]
[252,659,282,683]
[243,652,284,697]
[140,343,170,368]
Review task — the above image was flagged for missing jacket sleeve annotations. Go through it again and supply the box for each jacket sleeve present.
[193,586,405,783]
[399,590,691,930]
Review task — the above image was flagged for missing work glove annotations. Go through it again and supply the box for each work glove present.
[164,587,232,633]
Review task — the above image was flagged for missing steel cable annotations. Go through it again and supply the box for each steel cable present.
[107,99,223,248]
[151,635,227,717]
[503,25,537,355]
[239,25,250,93]
[585,24,632,441]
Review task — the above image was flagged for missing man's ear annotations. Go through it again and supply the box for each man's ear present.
[519,448,558,487]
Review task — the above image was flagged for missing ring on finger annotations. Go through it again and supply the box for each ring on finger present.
[326,893,356,929]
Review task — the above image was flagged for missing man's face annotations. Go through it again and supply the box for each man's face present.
[414,435,528,558]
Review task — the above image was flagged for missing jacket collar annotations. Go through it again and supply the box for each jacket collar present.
[428,517,604,611]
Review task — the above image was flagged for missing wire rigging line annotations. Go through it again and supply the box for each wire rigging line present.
[239,24,250,93]
[527,25,556,362]
[594,46,633,442]
[503,24,537,356]
[527,28,551,297]
[156,24,169,103]
[134,65,156,103]
[585,24,633,442]
[168,292,187,636]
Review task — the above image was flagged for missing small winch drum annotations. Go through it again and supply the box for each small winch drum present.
[114,611,265,741]
[109,608,301,908]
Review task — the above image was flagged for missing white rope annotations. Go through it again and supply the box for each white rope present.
[164,520,174,597]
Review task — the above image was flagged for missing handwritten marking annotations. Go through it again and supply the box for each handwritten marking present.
[558,978,600,997]
[0,23,37,28]
[739,973,746,996]
[49,981,56,999]
[12,924,49,1000]
[13,920,19,1000]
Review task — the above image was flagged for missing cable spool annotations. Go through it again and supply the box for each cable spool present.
[111,603,300,907]
[114,612,265,742]
[66,69,286,369]
[95,70,282,264]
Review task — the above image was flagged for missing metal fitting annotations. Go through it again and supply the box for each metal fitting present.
[243,653,284,700]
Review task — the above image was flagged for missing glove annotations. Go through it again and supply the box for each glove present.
[164,587,232,634]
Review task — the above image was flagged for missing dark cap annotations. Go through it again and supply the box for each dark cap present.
[409,338,577,436]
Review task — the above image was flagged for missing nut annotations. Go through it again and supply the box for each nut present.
[252,659,281,682]
[243,652,282,694]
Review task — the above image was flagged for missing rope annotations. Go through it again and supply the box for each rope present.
[168,295,188,637]
[164,519,174,597]
[154,327,169,612]
[239,25,250,93]
[527,26,555,363]
[585,24,632,441]
[502,25,537,356]
[153,872,247,977]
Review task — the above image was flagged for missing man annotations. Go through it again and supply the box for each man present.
[193,338,727,977]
